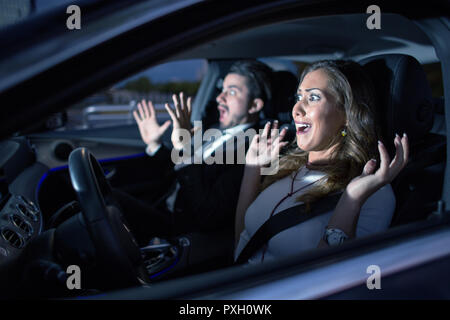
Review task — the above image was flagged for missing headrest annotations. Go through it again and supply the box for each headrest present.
[359,54,434,151]
[264,70,298,123]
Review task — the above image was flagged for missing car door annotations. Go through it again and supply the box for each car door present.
[1,0,450,300]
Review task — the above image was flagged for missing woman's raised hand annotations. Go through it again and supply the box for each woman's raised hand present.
[346,134,409,206]
[245,121,289,168]
[133,99,171,153]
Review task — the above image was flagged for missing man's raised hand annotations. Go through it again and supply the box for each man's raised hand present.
[133,99,171,153]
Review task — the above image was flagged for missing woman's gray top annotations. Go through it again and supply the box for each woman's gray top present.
[235,166,396,263]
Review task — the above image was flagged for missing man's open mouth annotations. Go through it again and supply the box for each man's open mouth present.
[218,105,228,121]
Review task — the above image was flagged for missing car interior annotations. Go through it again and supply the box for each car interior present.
[0,5,447,298]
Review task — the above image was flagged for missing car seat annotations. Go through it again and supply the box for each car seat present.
[359,54,446,226]
[262,70,299,142]
[263,70,299,123]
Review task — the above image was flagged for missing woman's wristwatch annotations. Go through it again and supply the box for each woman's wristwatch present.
[323,227,349,246]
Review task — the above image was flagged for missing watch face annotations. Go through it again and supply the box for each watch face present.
[326,229,347,245]
[328,233,342,245]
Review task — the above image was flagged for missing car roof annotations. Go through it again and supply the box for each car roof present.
[174,13,438,64]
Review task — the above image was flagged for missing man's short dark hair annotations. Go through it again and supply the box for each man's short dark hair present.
[228,60,273,104]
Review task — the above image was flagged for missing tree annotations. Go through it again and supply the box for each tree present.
[123,77,153,92]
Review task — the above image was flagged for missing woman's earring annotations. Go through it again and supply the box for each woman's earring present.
[341,128,347,137]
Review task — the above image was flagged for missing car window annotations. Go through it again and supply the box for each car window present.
[59,59,207,131]
[1,0,449,298]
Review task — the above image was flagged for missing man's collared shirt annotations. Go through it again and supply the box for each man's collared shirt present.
[194,122,253,161]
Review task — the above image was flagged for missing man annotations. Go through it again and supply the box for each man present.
[118,60,274,245]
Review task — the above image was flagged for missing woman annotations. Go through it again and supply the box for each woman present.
[234,60,409,263]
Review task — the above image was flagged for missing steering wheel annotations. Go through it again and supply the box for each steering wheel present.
[68,148,149,288]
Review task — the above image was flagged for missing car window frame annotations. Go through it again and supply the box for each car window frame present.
[1,0,449,298]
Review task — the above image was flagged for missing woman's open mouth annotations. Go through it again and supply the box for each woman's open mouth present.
[295,122,312,135]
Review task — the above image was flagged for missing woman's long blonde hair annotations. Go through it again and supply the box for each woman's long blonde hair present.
[262,60,380,208]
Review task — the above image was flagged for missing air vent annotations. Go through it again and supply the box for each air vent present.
[16,203,38,222]
[1,228,24,249]
[16,195,39,212]
[10,214,33,236]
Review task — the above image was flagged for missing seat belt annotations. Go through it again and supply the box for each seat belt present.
[236,192,342,264]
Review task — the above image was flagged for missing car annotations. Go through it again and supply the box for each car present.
[0,0,449,300]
